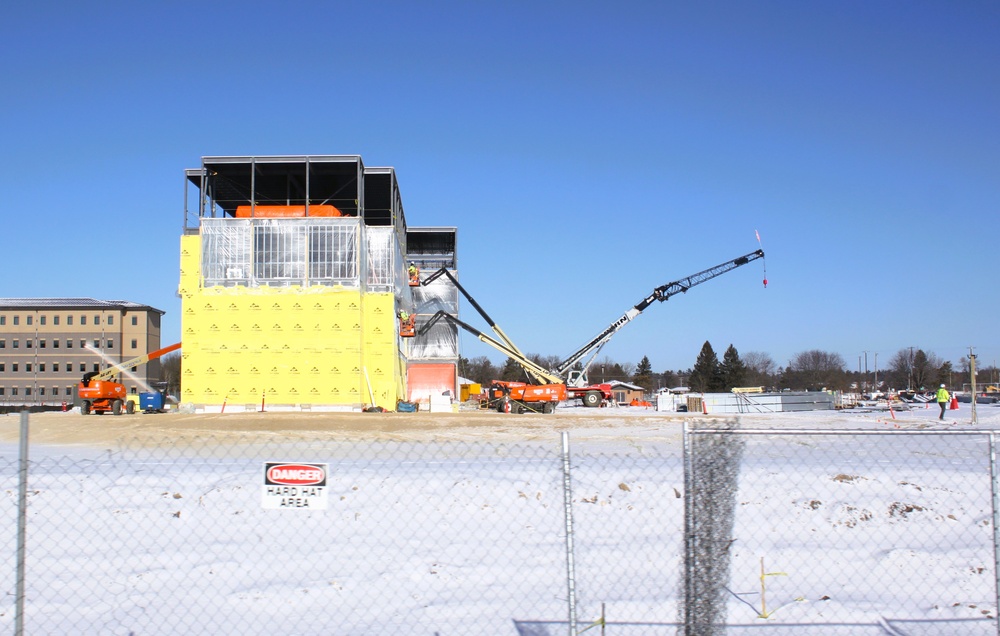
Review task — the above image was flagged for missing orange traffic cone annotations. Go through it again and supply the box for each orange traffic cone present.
[949,395,959,410]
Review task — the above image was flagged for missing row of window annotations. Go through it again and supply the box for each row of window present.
[0,362,138,374]
[0,314,140,327]
[0,386,76,397]
[0,338,139,350]
[0,386,141,397]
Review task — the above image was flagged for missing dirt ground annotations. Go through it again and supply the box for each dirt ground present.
[0,407,694,447]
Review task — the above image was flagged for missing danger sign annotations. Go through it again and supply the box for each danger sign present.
[262,462,328,510]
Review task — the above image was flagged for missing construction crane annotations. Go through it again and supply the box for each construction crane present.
[78,342,182,415]
[417,248,765,412]
[557,248,765,387]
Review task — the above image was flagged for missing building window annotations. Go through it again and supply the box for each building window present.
[25,364,32,373]
[39,387,45,396]
[132,316,138,326]
[93,339,100,348]
[67,315,73,326]
[40,340,46,349]
[39,364,45,372]
[80,316,86,325]
[53,363,59,372]
[0,388,4,396]
[80,339,86,348]
[11,388,17,396]
[130,386,137,394]
[0,316,4,325]
[25,340,32,348]
[12,340,18,349]
[0,363,4,372]
[0,340,4,349]
[79,363,85,372]
[12,364,18,372]
[25,387,31,397]
[26,316,32,326]
[131,339,137,349]
[108,315,113,325]
[52,387,58,397]
[40,316,46,326]
[53,315,59,326]
[65,387,73,396]
[13,316,19,326]
[94,315,99,325]
[107,339,114,349]
[53,339,60,348]
[92,363,99,372]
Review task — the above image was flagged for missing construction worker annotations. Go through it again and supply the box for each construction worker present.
[398,309,410,322]
[408,263,419,284]
[935,384,950,420]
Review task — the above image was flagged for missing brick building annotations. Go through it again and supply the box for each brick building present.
[0,298,164,408]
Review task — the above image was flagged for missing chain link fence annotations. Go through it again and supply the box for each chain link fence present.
[685,425,1000,635]
[2,414,1000,635]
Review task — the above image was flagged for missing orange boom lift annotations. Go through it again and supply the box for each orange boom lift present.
[78,342,181,415]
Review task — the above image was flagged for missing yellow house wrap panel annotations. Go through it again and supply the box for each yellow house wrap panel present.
[179,234,406,410]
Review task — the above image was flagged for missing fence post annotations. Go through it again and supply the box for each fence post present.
[682,421,693,635]
[989,432,1000,636]
[15,410,30,636]
[560,431,578,636]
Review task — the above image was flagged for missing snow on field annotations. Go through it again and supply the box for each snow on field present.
[1,403,999,634]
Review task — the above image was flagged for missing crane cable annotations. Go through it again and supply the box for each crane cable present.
[755,229,768,288]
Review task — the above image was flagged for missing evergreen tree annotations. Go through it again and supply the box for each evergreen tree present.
[463,356,499,385]
[690,341,722,392]
[499,357,524,382]
[719,344,746,390]
[937,360,954,388]
[633,355,653,391]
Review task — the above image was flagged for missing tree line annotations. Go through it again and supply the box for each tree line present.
[459,343,997,394]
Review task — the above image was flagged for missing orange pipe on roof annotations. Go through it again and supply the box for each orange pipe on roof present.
[233,204,343,218]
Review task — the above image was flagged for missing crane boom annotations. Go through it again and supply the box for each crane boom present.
[420,268,529,362]
[556,249,765,378]
[419,311,563,385]
[92,342,182,382]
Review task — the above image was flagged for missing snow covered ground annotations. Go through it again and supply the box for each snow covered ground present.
[1,402,999,634]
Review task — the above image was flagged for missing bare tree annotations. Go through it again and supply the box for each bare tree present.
[782,350,848,391]
[160,352,181,398]
[460,356,498,385]
[886,348,912,391]
[742,351,776,388]
[911,349,944,390]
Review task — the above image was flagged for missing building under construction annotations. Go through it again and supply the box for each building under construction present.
[179,155,459,411]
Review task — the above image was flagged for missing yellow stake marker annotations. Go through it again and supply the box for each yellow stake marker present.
[759,557,787,618]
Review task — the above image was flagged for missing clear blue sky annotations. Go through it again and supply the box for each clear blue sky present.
[2,1,997,377]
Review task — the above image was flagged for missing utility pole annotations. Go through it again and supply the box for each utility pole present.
[874,352,879,394]
[863,351,869,395]
[970,347,978,425]
[908,346,914,392]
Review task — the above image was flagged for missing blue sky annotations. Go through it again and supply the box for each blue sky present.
[2,1,997,378]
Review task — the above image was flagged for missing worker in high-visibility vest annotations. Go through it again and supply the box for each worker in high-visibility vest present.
[935,384,950,420]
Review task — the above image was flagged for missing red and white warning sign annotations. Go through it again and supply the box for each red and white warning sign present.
[262,462,328,510]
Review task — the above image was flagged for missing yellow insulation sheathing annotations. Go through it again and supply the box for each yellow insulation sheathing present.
[179,234,404,410]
